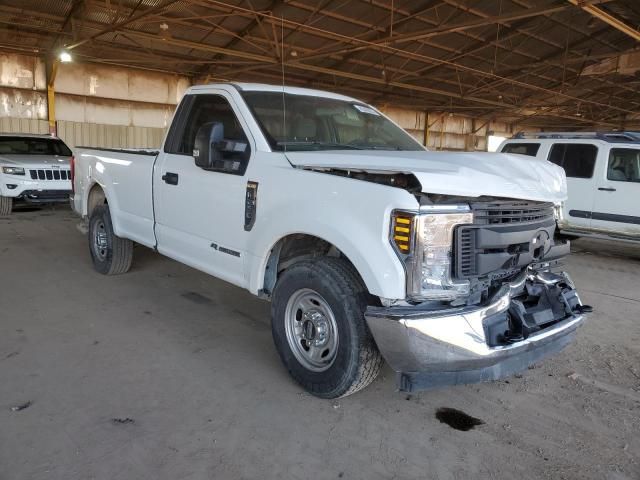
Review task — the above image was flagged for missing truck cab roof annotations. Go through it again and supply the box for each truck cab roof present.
[189,82,360,103]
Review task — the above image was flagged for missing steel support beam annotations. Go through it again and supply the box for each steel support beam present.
[293,3,571,64]
[568,0,640,42]
[65,0,182,50]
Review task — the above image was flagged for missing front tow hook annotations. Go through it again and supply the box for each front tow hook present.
[573,304,593,314]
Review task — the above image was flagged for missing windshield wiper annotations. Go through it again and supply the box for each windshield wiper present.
[347,143,403,151]
[276,141,364,150]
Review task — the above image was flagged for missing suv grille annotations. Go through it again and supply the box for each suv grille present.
[29,169,71,181]
[471,200,554,225]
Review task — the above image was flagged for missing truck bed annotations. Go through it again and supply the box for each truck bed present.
[75,146,160,156]
[72,146,159,248]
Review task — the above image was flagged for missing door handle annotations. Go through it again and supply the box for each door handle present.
[162,172,179,185]
[598,187,616,192]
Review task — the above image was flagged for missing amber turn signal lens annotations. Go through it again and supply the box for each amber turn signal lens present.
[392,214,413,253]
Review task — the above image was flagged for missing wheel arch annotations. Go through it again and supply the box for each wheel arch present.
[84,182,126,238]
[86,182,108,218]
[256,232,397,300]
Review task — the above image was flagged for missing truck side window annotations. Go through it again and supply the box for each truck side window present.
[547,144,597,179]
[501,143,540,156]
[607,148,640,183]
[172,94,251,165]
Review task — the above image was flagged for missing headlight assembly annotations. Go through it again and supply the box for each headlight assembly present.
[391,205,473,302]
[2,166,25,175]
[553,202,564,221]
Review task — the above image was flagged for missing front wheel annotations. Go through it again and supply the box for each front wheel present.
[271,257,383,398]
[0,196,12,216]
[88,205,133,275]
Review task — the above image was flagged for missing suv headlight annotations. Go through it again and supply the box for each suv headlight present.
[391,205,473,302]
[2,166,25,175]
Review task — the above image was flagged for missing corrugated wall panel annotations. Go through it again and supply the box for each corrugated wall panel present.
[0,117,48,134]
[56,120,166,148]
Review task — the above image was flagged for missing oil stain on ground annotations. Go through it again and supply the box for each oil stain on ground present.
[10,401,32,412]
[181,292,214,305]
[111,417,135,425]
[435,407,484,431]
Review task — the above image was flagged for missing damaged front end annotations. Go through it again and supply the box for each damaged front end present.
[365,267,589,392]
[486,270,587,347]
[367,196,591,392]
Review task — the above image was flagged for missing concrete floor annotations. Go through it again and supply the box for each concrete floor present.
[1,206,639,480]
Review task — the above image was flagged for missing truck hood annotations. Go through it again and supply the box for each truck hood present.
[285,150,567,203]
[0,154,71,167]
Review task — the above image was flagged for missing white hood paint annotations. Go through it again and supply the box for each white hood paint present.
[285,150,567,203]
[0,154,71,167]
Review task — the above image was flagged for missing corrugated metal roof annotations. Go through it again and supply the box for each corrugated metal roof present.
[0,0,639,128]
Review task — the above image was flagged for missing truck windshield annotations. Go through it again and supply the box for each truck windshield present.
[0,137,72,156]
[241,91,423,152]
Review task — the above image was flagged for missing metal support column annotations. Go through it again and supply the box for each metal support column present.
[47,60,59,136]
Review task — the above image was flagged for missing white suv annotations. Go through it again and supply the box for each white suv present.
[0,133,73,215]
[499,132,640,242]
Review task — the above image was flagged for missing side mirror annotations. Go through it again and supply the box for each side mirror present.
[193,122,224,169]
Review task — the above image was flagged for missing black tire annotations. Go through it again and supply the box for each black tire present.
[271,257,383,398]
[557,233,580,241]
[0,196,12,216]
[88,204,133,275]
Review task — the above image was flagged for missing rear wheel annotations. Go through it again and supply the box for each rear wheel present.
[271,257,383,398]
[0,196,12,216]
[88,204,133,275]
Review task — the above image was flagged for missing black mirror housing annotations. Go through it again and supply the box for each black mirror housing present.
[194,122,224,169]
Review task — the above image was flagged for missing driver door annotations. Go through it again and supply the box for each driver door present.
[153,91,253,288]
[547,143,598,231]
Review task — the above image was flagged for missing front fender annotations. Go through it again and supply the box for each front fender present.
[249,225,406,300]
[244,162,419,300]
[0,174,8,197]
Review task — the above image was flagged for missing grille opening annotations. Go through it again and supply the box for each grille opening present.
[454,200,555,279]
[29,169,71,181]
[471,201,554,225]
[456,228,477,277]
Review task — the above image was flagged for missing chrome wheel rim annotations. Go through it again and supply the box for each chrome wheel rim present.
[284,288,339,372]
[93,220,108,261]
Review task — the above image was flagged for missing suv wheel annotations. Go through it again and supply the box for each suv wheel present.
[0,196,12,216]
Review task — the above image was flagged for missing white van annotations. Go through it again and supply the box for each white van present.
[499,132,640,242]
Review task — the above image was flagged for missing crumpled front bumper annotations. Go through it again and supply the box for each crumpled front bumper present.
[365,269,587,392]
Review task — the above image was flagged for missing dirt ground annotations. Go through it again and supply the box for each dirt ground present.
[1,206,639,480]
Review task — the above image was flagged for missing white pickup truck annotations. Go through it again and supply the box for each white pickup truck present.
[72,83,590,398]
